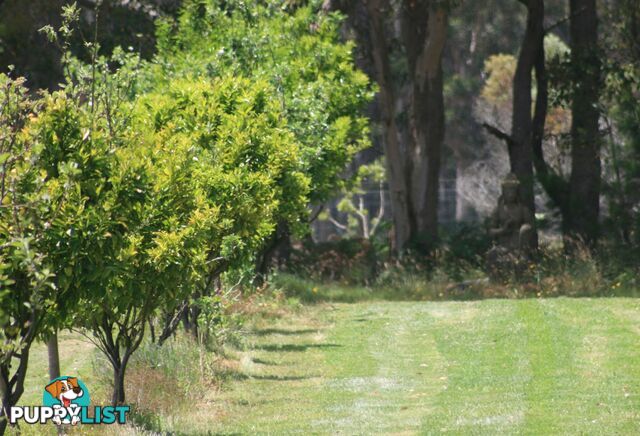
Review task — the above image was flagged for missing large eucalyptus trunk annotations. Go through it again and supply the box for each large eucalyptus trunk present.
[401,1,446,249]
[366,0,412,252]
[511,0,544,219]
[567,0,601,246]
[505,0,546,249]
[365,0,447,254]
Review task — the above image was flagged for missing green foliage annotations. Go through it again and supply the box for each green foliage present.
[437,223,491,279]
[151,0,373,206]
[0,73,56,397]
[136,76,310,264]
[286,238,378,285]
[600,0,640,244]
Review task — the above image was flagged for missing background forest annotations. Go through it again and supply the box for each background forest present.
[0,0,639,434]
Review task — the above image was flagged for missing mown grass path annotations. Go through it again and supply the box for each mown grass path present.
[193,298,640,435]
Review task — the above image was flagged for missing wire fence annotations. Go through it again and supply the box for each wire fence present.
[312,178,459,242]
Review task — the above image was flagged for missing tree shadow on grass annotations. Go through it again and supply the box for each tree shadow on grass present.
[252,343,341,352]
[252,328,320,336]
[250,357,279,366]
[248,374,316,381]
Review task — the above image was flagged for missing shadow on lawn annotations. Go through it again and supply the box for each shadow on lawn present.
[253,343,341,352]
[251,357,279,366]
[252,328,320,336]
[248,374,315,381]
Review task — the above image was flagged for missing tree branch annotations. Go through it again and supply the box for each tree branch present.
[544,7,587,34]
[308,204,324,223]
[482,123,515,148]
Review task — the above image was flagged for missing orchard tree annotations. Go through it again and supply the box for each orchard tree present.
[150,0,372,275]
[135,76,310,343]
[0,74,55,435]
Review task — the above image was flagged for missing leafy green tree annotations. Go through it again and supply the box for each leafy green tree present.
[149,0,372,275]
[135,76,310,342]
[0,73,55,434]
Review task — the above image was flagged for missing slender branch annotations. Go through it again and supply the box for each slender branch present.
[157,301,189,345]
[308,204,324,223]
[355,195,369,239]
[327,213,348,231]
[370,180,385,235]
[482,122,515,148]
[544,6,587,34]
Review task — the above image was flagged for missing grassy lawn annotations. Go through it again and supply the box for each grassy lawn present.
[15,297,640,434]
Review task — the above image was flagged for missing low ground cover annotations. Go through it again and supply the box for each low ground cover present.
[14,295,640,435]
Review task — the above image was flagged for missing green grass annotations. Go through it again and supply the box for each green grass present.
[14,297,640,434]
[156,297,640,434]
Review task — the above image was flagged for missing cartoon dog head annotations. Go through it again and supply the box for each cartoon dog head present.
[45,377,84,408]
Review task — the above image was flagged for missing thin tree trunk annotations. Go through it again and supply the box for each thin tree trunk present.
[0,348,30,436]
[47,333,60,381]
[108,344,138,406]
[0,387,8,436]
[95,317,145,407]
[531,36,570,223]
[568,0,601,246]
[111,364,126,406]
[0,368,10,436]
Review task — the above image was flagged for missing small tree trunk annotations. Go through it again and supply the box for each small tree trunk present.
[183,304,200,341]
[47,333,61,381]
[111,364,126,406]
[254,221,290,286]
[0,371,11,436]
[96,318,144,407]
[110,348,135,407]
[157,301,189,346]
[0,349,30,435]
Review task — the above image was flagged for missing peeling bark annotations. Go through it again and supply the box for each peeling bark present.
[366,0,413,252]
[402,1,446,250]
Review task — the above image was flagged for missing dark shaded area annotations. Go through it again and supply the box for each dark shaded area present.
[252,343,342,352]
[251,328,320,336]
[250,357,279,366]
[248,374,314,381]
[0,0,181,90]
